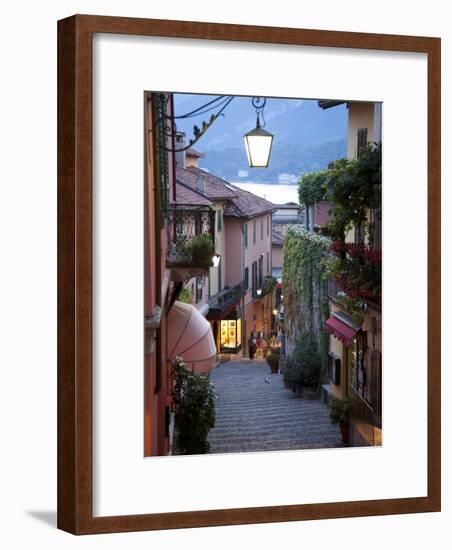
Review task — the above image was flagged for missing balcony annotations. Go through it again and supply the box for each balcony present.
[252,275,277,300]
[327,278,380,321]
[166,205,216,280]
[208,282,247,320]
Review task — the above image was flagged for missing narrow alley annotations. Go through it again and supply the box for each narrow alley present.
[208,359,342,454]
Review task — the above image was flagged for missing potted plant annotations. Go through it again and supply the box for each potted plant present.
[283,336,321,397]
[282,355,303,394]
[190,234,215,268]
[329,398,351,445]
[171,357,217,454]
[266,348,280,374]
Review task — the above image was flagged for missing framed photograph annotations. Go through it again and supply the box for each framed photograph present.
[58,15,441,534]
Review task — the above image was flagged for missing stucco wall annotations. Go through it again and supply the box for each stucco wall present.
[242,213,273,349]
[314,201,332,227]
[208,201,226,296]
[243,213,272,279]
[272,245,283,269]
[224,217,244,286]
[347,102,375,159]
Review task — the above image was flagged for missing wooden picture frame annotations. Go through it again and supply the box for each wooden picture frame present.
[58,14,441,535]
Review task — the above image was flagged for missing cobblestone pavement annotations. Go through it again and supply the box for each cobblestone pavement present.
[208,359,342,454]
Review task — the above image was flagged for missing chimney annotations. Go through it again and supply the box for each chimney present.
[196,175,205,194]
[175,132,186,169]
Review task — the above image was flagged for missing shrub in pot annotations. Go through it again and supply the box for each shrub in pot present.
[282,355,303,392]
[171,357,217,454]
[190,234,215,268]
[283,335,322,395]
[329,398,351,445]
[291,335,321,390]
[266,351,280,374]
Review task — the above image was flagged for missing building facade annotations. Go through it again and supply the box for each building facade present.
[144,93,217,456]
[174,147,277,357]
[319,100,382,446]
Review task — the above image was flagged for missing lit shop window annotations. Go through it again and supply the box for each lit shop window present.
[220,319,242,351]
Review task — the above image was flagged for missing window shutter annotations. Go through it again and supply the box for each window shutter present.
[357,128,368,157]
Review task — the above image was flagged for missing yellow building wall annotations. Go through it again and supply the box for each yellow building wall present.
[347,102,375,160]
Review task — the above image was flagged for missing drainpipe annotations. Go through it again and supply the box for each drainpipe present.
[169,95,178,202]
[240,219,246,352]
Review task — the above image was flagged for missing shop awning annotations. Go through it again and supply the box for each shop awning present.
[167,301,217,374]
[325,316,357,346]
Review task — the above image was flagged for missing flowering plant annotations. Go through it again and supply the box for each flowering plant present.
[329,240,382,305]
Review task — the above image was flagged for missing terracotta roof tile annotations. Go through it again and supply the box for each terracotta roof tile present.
[272,226,284,246]
[176,166,277,219]
[223,183,277,219]
[186,147,205,158]
[174,182,212,206]
[176,166,237,200]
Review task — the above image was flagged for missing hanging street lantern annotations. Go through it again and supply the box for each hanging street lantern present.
[243,97,273,168]
[154,93,274,168]
[243,119,274,168]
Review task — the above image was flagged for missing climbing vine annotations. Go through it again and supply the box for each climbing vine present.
[283,225,331,367]
[324,143,382,240]
[298,169,329,206]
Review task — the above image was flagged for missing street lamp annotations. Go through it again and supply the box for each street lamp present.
[256,288,262,296]
[212,254,221,268]
[154,93,274,168]
[243,98,273,168]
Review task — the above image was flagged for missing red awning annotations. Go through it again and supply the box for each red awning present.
[325,317,357,346]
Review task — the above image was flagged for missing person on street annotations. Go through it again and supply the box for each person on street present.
[248,339,256,360]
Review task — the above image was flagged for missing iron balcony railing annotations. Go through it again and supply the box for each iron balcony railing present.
[166,205,215,268]
[327,278,348,304]
[327,277,381,313]
[349,385,381,446]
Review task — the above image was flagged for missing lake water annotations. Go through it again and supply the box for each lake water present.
[232,182,299,205]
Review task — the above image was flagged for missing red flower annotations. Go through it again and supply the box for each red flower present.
[346,243,365,258]
[330,240,346,254]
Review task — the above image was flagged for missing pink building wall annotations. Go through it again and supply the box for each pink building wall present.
[144,92,175,457]
[221,212,274,354]
[243,214,272,279]
[272,245,283,269]
[224,218,244,286]
[314,201,332,227]
[242,213,273,351]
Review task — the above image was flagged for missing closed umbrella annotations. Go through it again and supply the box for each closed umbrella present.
[167,301,217,374]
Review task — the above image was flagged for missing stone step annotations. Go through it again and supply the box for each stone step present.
[207,359,342,453]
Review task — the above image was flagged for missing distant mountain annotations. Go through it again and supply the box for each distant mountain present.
[173,94,347,183]
[197,139,346,183]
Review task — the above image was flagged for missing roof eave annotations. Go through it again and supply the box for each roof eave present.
[318,100,346,110]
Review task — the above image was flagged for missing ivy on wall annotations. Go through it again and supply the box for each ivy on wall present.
[324,143,382,240]
[298,169,329,206]
[282,225,331,367]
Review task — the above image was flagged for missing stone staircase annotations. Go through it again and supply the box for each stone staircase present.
[208,359,342,454]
